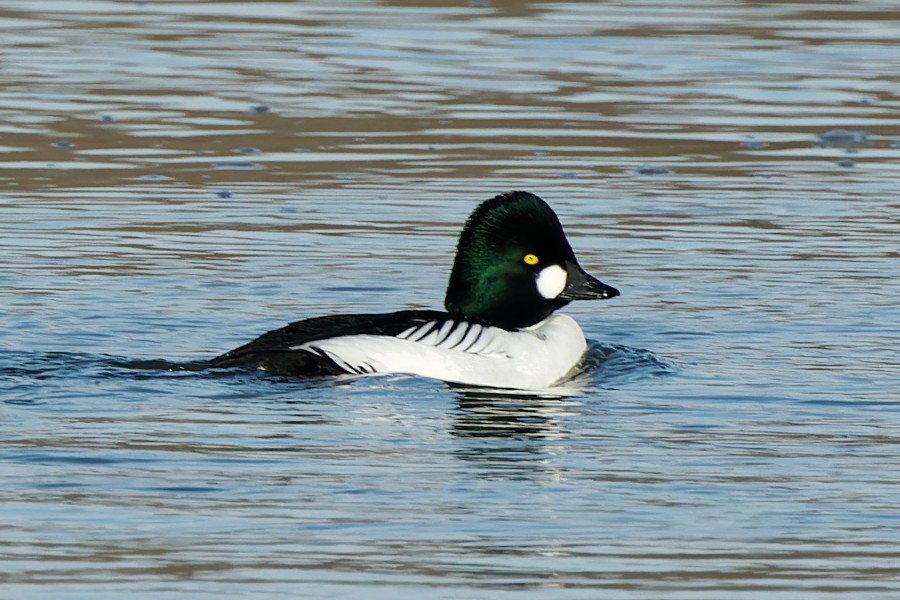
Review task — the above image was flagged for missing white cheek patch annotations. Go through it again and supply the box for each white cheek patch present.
[535,264,567,299]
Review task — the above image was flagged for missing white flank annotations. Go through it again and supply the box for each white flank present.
[299,314,588,390]
[536,264,567,299]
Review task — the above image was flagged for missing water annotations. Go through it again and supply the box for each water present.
[1,1,899,597]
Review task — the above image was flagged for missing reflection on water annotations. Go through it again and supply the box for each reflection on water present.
[2,0,900,597]
[452,389,575,440]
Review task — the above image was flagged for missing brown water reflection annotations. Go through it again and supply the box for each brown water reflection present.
[1,1,899,598]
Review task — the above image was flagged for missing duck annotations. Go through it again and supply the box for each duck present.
[206,191,619,389]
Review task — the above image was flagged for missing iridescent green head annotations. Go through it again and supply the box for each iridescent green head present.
[444,191,619,329]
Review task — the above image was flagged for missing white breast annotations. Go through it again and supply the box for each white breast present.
[296,314,588,390]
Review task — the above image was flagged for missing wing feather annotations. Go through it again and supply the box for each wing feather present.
[206,309,450,375]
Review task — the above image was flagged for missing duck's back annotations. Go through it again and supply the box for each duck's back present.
[206,309,451,376]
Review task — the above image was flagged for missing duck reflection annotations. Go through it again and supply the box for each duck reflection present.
[449,386,579,441]
[448,387,584,483]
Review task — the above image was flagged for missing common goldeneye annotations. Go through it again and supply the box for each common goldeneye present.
[207,191,619,389]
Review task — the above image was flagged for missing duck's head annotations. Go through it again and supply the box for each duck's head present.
[444,191,619,330]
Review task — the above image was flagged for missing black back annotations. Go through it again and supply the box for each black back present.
[205,309,450,376]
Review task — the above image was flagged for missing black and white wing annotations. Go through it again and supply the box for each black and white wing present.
[205,309,460,376]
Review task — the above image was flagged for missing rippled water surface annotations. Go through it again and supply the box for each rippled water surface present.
[2,1,899,598]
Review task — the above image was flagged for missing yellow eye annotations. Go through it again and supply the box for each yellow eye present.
[523,253,539,266]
